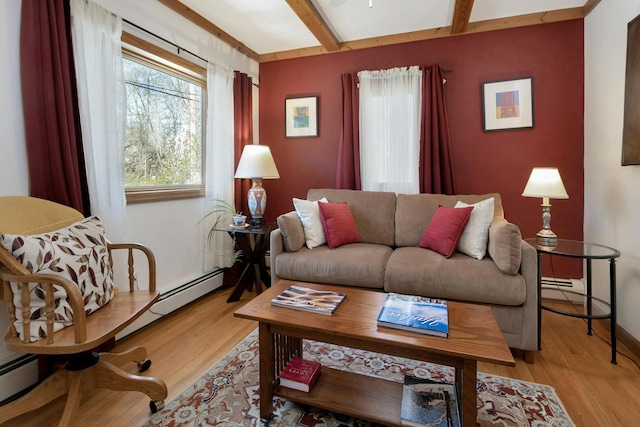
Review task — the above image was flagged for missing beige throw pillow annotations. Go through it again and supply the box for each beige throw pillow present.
[487,217,522,275]
[277,211,305,252]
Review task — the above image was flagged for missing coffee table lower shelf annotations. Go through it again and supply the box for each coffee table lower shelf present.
[275,366,404,426]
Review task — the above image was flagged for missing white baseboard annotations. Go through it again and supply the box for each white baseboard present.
[0,270,223,402]
[0,356,39,403]
[541,277,585,303]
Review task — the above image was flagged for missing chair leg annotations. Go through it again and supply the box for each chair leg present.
[94,360,167,401]
[58,370,89,427]
[0,369,68,424]
[99,346,147,368]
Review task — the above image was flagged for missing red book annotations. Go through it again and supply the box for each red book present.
[279,357,321,392]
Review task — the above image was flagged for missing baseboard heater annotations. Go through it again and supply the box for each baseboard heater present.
[541,277,585,303]
[0,269,224,402]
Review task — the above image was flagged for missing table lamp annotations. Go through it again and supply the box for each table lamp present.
[234,145,280,225]
[522,167,568,246]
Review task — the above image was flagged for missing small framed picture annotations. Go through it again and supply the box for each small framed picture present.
[285,96,318,138]
[482,77,534,131]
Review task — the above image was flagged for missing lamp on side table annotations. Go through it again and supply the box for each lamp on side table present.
[234,145,280,226]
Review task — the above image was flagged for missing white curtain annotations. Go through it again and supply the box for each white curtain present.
[70,0,126,240]
[358,66,422,194]
[203,63,235,271]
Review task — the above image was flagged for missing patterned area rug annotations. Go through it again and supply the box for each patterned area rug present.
[143,329,575,427]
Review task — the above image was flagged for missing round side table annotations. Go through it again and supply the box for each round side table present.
[525,238,621,364]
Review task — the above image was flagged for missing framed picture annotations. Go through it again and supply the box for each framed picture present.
[622,13,640,165]
[482,77,534,131]
[285,96,318,138]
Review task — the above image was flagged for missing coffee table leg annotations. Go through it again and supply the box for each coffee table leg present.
[456,359,478,427]
[259,323,275,421]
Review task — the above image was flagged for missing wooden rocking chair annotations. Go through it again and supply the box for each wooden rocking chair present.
[0,196,167,426]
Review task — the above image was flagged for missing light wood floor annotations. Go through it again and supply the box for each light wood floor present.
[4,287,640,426]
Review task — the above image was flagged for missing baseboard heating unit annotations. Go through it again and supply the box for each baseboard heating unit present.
[541,277,585,303]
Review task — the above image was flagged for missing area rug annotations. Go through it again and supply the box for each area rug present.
[142,329,575,427]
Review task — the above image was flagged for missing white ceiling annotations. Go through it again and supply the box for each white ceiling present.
[178,0,589,55]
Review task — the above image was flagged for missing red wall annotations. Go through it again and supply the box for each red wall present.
[259,20,584,278]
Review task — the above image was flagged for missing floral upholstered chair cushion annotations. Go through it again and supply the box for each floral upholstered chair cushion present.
[0,216,115,342]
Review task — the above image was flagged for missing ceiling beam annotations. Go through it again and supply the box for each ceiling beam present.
[156,0,260,61]
[582,0,601,16]
[260,7,585,63]
[285,0,341,52]
[451,0,475,34]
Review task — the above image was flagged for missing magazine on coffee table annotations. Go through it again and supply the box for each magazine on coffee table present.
[271,285,347,315]
[400,375,460,427]
[377,293,449,337]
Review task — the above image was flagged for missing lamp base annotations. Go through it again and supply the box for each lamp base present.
[536,229,558,247]
[247,178,267,225]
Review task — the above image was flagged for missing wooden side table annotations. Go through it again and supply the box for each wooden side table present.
[217,222,275,303]
[526,238,621,364]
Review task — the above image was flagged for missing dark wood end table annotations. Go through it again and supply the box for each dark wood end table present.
[217,222,275,303]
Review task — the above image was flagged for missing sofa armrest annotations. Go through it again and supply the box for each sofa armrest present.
[269,228,285,285]
[517,238,539,351]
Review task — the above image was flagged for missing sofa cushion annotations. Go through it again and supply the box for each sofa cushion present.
[275,243,392,289]
[277,211,305,252]
[419,206,473,258]
[0,216,115,342]
[384,247,526,306]
[488,217,522,275]
[318,202,361,249]
[293,197,328,249]
[307,189,396,246]
[455,197,494,260]
[395,193,503,247]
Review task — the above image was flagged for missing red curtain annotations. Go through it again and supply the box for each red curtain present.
[20,0,90,215]
[419,65,455,194]
[233,71,253,214]
[336,73,361,190]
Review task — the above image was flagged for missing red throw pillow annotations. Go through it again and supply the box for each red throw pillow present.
[419,206,474,258]
[318,202,361,249]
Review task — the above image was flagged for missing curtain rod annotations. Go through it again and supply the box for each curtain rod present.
[122,18,259,88]
[123,18,208,64]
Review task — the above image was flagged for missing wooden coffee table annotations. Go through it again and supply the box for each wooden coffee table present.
[234,280,515,427]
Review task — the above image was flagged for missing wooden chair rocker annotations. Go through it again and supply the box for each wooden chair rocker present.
[0,196,167,426]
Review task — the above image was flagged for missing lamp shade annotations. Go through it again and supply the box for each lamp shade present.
[234,145,280,179]
[522,167,568,199]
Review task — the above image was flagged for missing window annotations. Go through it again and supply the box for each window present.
[122,33,206,203]
[358,66,422,194]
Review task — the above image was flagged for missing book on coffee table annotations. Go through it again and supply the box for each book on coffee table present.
[400,375,460,427]
[279,357,321,392]
[377,293,449,337]
[271,285,346,315]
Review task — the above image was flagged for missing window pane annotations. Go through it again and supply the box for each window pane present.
[123,57,203,187]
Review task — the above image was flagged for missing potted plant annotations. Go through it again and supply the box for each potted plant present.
[201,199,244,263]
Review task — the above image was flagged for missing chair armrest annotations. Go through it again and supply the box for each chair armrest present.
[108,242,157,292]
[0,269,87,344]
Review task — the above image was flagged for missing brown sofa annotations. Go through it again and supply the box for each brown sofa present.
[270,189,538,358]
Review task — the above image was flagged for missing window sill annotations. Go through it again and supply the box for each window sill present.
[126,185,205,204]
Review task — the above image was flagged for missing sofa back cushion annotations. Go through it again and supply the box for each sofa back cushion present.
[395,193,503,247]
[307,189,396,246]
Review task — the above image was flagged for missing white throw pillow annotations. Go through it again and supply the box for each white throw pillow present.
[293,197,328,249]
[455,197,495,260]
